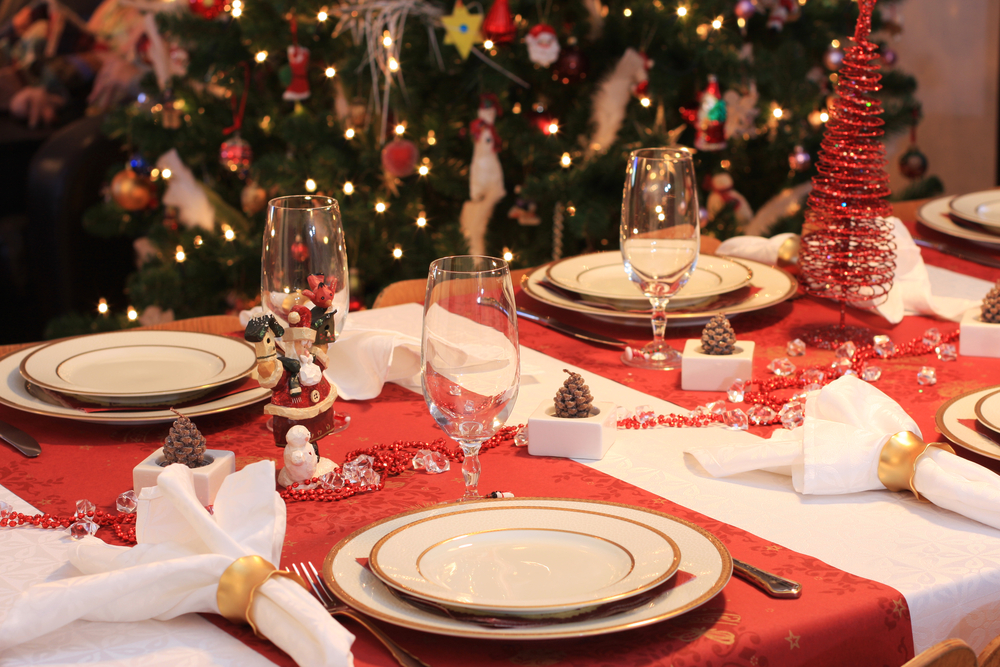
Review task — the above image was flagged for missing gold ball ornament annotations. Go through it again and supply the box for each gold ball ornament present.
[241,181,267,215]
[111,169,154,211]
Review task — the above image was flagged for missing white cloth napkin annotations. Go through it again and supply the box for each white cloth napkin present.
[716,218,978,324]
[685,375,1000,530]
[0,461,355,667]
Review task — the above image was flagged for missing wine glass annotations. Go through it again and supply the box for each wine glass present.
[261,195,350,433]
[620,147,700,370]
[421,256,520,499]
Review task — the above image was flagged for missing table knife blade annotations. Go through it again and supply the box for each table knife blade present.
[515,308,628,349]
[914,238,1000,269]
[0,419,41,457]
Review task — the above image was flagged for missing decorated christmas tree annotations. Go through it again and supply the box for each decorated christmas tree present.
[73,0,927,333]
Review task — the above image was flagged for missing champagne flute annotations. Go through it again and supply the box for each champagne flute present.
[261,195,351,435]
[421,256,520,499]
[620,147,700,370]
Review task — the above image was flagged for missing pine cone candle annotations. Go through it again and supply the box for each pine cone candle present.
[163,409,208,467]
[554,369,594,418]
[983,281,1000,324]
[700,314,736,355]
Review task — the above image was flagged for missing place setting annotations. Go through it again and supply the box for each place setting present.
[916,191,1000,251]
[936,383,1000,461]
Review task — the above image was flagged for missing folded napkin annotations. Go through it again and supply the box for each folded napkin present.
[0,461,355,667]
[716,218,978,324]
[686,375,1000,531]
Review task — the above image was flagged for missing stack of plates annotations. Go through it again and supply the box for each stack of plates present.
[323,498,732,639]
[522,251,798,327]
[917,193,1000,248]
[936,385,1000,461]
[0,330,268,424]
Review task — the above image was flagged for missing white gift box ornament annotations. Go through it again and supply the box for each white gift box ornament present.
[681,339,755,391]
[960,306,1000,359]
[133,448,235,506]
[527,400,618,460]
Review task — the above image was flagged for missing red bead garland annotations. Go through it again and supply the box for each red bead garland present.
[0,506,137,541]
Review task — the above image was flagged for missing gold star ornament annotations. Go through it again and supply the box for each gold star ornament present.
[441,0,482,60]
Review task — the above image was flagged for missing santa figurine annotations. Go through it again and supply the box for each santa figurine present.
[277,425,338,488]
[244,305,338,445]
[525,24,560,67]
[681,75,728,151]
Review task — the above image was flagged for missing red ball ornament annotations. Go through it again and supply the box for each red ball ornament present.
[380,138,420,178]
[482,0,516,44]
[881,48,898,66]
[898,145,928,180]
[734,0,756,20]
[788,145,811,171]
[553,45,588,84]
[291,237,310,263]
[220,134,253,176]
[823,46,844,71]
[110,169,154,211]
[188,0,223,19]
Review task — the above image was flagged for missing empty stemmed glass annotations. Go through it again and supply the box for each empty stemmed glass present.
[620,147,701,370]
[421,256,520,499]
[261,195,351,434]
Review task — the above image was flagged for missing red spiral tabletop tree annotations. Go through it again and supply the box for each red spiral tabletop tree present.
[798,0,896,347]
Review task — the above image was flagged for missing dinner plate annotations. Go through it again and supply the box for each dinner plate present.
[974,390,1000,435]
[369,505,681,615]
[546,253,752,306]
[949,192,1000,229]
[21,331,257,405]
[523,257,797,327]
[917,196,1000,248]
[0,346,269,425]
[935,384,1000,460]
[324,497,731,639]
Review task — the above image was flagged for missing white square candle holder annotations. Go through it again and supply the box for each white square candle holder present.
[133,448,236,506]
[960,307,1000,358]
[527,400,617,461]
[681,339,755,391]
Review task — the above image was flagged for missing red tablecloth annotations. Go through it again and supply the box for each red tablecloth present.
[2,218,997,667]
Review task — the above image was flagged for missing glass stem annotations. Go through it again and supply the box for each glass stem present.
[460,442,482,499]
[649,296,669,344]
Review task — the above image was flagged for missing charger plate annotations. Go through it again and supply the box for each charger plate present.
[523,257,796,327]
[21,331,256,405]
[368,505,681,615]
[917,196,1000,247]
[935,384,1000,460]
[0,345,269,425]
[324,497,731,639]
[949,192,1000,229]
[974,390,1000,435]
[546,252,752,307]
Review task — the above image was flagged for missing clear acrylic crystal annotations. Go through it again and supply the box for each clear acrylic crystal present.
[0,500,11,518]
[830,357,852,376]
[75,499,95,517]
[936,343,957,362]
[412,449,450,474]
[862,365,882,382]
[748,404,777,425]
[69,519,98,540]
[768,358,796,376]
[843,369,858,377]
[835,341,857,359]
[116,490,137,514]
[786,338,806,357]
[723,409,749,431]
[727,379,747,403]
[778,402,805,429]
[873,335,898,358]
[635,405,655,424]
[342,454,380,487]
[706,400,727,415]
[688,405,711,418]
[803,382,823,392]
[800,369,825,385]
[790,390,808,404]
[319,471,344,491]
[615,406,631,422]
[917,366,937,386]
[513,426,529,446]
[922,327,942,347]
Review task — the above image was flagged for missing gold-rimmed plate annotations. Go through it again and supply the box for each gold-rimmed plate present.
[21,330,256,405]
[368,505,681,615]
[324,497,731,639]
[949,192,1000,229]
[974,390,1000,435]
[917,196,1000,248]
[935,384,1000,460]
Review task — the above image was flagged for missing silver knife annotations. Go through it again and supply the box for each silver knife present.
[914,238,1000,269]
[733,558,802,599]
[516,308,628,349]
[0,419,41,457]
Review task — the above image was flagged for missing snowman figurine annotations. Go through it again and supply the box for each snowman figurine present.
[277,425,338,488]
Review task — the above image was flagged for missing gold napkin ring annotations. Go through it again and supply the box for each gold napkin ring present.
[878,431,955,500]
[217,555,310,637]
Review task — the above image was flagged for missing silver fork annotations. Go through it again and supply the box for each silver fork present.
[292,562,431,667]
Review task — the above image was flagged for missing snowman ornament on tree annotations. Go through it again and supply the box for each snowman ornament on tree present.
[460,97,506,255]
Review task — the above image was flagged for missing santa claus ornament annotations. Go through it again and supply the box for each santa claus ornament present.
[525,24,560,67]
[681,75,728,151]
[283,18,310,101]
